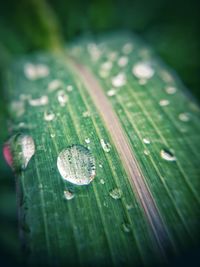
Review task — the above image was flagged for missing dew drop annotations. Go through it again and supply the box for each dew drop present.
[66,85,73,92]
[144,150,150,156]
[57,90,68,106]
[126,203,133,210]
[57,145,96,185]
[85,138,90,144]
[118,56,128,67]
[178,113,190,122]
[159,99,169,107]
[44,111,55,121]
[82,111,90,118]
[166,86,176,95]
[143,138,150,144]
[64,190,74,200]
[132,62,154,79]
[29,96,48,106]
[111,73,126,87]
[109,188,122,199]
[100,139,111,152]
[122,43,133,54]
[48,79,62,92]
[100,179,105,184]
[99,164,103,168]
[24,63,49,80]
[107,89,116,97]
[160,149,176,161]
[122,223,131,233]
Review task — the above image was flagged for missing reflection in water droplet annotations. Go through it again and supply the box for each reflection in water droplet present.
[112,73,126,87]
[179,113,190,122]
[132,62,154,79]
[107,89,116,97]
[100,139,111,152]
[166,86,176,95]
[122,223,131,233]
[24,63,49,80]
[160,149,176,161]
[159,99,169,106]
[122,43,133,54]
[143,138,150,144]
[44,111,55,121]
[118,56,128,67]
[48,79,62,92]
[4,134,35,171]
[57,90,68,106]
[109,188,122,199]
[57,145,96,185]
[29,96,48,106]
[64,190,74,200]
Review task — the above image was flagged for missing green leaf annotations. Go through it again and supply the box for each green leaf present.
[4,32,200,266]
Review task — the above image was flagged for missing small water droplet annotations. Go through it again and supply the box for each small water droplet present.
[122,43,133,54]
[166,86,176,94]
[144,150,150,156]
[29,96,48,106]
[109,188,122,199]
[44,111,55,121]
[178,113,190,122]
[48,79,62,92]
[107,89,116,97]
[50,133,56,138]
[24,63,49,80]
[57,90,68,106]
[10,101,25,117]
[132,62,154,79]
[57,145,96,185]
[99,164,103,168]
[111,73,126,87]
[64,190,74,200]
[66,85,73,92]
[159,99,169,107]
[126,203,133,210]
[101,61,113,71]
[85,138,90,144]
[82,111,90,118]
[100,139,111,152]
[100,179,105,184]
[122,223,131,233]
[118,56,128,67]
[160,149,176,161]
[143,138,150,144]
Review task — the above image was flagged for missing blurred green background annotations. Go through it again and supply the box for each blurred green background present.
[0,0,199,266]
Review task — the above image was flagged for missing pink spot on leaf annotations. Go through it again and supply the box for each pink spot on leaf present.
[3,143,13,168]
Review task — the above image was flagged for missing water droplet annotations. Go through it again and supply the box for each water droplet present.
[122,223,131,233]
[44,111,55,121]
[50,133,56,138]
[48,79,62,92]
[10,101,25,117]
[166,86,176,94]
[82,111,90,117]
[57,90,68,106]
[111,73,126,87]
[66,85,73,92]
[178,113,190,122]
[24,63,49,80]
[132,62,154,79]
[64,190,74,200]
[100,179,105,184]
[85,138,90,144]
[143,138,150,144]
[107,89,116,97]
[29,96,48,106]
[122,43,133,54]
[100,139,111,152]
[144,150,150,156]
[4,134,35,171]
[57,145,96,185]
[101,61,113,71]
[160,149,176,161]
[99,69,109,78]
[126,203,133,210]
[109,188,122,199]
[99,164,103,168]
[159,99,169,107]
[118,56,128,67]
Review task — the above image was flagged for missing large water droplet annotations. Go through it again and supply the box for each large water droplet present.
[107,89,116,97]
[132,62,154,79]
[159,99,169,107]
[160,149,176,161]
[57,145,95,185]
[44,111,55,121]
[178,113,190,122]
[3,134,35,171]
[109,188,122,199]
